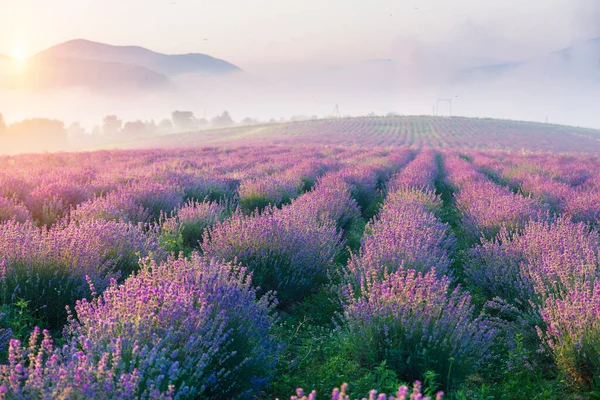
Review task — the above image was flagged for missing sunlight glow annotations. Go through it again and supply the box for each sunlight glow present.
[12,40,28,69]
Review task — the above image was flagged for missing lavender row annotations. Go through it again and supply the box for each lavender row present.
[469,151,600,225]
[346,152,455,282]
[443,155,546,241]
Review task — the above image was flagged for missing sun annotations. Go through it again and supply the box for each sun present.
[11,40,28,69]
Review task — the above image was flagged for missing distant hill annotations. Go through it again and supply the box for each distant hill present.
[23,56,170,92]
[0,39,242,92]
[455,36,600,82]
[35,39,241,76]
[92,116,600,155]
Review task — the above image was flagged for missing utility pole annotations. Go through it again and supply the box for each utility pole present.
[436,99,452,117]
[332,104,341,119]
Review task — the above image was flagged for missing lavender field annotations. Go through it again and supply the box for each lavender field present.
[1,119,600,399]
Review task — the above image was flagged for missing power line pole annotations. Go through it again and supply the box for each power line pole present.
[436,99,452,117]
[332,104,341,118]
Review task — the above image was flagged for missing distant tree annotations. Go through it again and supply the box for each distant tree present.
[102,115,122,136]
[122,120,147,136]
[211,111,234,127]
[171,111,196,131]
[291,115,310,122]
[144,120,158,135]
[241,117,258,126]
[194,117,208,126]
[0,113,6,132]
[7,118,67,151]
[92,125,103,136]
[67,122,86,138]
[158,118,173,132]
[268,118,278,124]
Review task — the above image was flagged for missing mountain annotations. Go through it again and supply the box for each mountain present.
[35,39,241,76]
[455,36,600,83]
[0,39,242,92]
[551,36,600,62]
[22,56,170,92]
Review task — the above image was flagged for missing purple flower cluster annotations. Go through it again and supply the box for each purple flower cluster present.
[69,190,152,224]
[0,197,32,224]
[238,175,300,212]
[25,181,93,226]
[280,381,443,400]
[202,207,343,305]
[0,255,279,398]
[160,199,228,251]
[118,181,184,220]
[286,178,363,232]
[341,269,495,385]
[538,281,600,388]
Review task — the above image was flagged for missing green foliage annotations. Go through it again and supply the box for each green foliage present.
[336,217,367,265]
[160,229,185,255]
[239,194,275,214]
[1,260,83,331]
[0,298,44,344]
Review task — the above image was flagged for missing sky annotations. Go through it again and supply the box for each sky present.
[1,0,599,131]
[1,0,599,70]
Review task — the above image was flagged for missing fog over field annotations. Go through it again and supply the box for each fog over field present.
[1,0,599,130]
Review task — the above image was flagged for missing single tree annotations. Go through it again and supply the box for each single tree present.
[158,118,173,132]
[102,115,122,136]
[67,122,86,138]
[171,111,196,131]
[122,120,147,136]
[211,111,234,127]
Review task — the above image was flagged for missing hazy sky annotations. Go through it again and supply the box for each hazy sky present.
[1,0,599,69]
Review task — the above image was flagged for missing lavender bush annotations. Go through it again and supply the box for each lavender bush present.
[340,269,495,386]
[69,190,151,224]
[538,281,600,388]
[0,219,162,329]
[0,255,279,398]
[0,197,32,224]
[202,207,343,306]
[287,183,363,232]
[160,199,228,253]
[347,200,455,284]
[238,175,299,213]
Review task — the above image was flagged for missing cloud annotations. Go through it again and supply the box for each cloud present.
[573,0,600,39]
